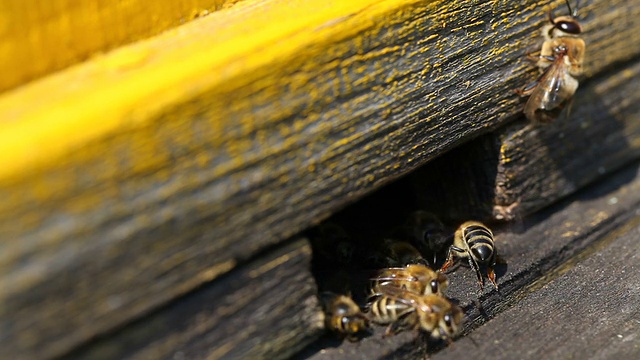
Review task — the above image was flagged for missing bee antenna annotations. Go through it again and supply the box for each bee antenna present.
[565,0,579,18]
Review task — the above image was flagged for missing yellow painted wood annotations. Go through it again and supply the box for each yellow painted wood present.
[0,0,242,93]
[0,0,422,184]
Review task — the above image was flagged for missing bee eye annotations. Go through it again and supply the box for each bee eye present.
[444,314,452,327]
[556,20,582,34]
[430,280,439,293]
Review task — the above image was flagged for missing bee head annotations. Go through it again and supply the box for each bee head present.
[548,0,583,35]
[344,314,369,333]
[439,305,463,338]
[551,16,583,35]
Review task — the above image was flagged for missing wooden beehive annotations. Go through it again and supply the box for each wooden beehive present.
[1,0,639,359]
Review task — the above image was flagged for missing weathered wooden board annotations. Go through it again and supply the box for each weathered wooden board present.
[21,239,323,360]
[431,218,640,360]
[493,59,640,220]
[1,0,639,358]
[405,57,640,222]
[0,0,242,93]
[298,160,640,359]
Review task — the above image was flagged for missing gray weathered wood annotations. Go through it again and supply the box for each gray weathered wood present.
[431,218,640,360]
[494,59,640,219]
[407,57,640,222]
[2,1,639,358]
[52,239,323,360]
[298,160,640,359]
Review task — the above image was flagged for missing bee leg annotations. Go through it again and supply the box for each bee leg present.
[564,95,575,120]
[525,47,554,67]
[515,80,538,96]
[487,266,498,290]
[346,334,359,342]
[525,49,541,62]
[384,321,405,337]
[439,246,463,272]
[467,256,484,290]
[439,251,454,272]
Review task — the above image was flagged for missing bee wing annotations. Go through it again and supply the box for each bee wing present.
[524,57,578,122]
[374,286,423,306]
[372,275,418,282]
[376,266,413,273]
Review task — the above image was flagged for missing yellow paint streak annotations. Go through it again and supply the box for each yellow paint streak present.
[0,0,423,184]
[450,20,485,32]
[197,260,236,283]
[248,244,310,279]
[0,1,244,93]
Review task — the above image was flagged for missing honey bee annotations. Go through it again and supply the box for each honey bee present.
[402,211,450,265]
[320,292,370,341]
[371,264,449,297]
[368,287,463,340]
[518,0,585,122]
[440,221,499,290]
[309,222,355,265]
[382,239,428,267]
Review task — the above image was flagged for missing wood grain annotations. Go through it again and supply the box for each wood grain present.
[1,0,639,358]
[0,0,243,93]
[431,218,640,360]
[494,59,640,219]
[18,239,324,360]
[405,57,640,222]
[299,160,640,359]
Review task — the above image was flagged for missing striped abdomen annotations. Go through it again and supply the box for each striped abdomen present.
[368,295,414,325]
[463,224,495,265]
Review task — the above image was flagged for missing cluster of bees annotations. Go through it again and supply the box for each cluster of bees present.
[312,211,499,343]
[314,0,587,344]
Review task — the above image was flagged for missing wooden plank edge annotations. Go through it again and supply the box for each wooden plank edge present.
[44,238,324,360]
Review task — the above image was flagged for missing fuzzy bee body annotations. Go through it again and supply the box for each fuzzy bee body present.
[384,239,427,267]
[368,287,463,340]
[518,0,585,122]
[402,211,450,266]
[371,264,449,297]
[321,293,370,341]
[441,221,499,290]
[368,293,415,326]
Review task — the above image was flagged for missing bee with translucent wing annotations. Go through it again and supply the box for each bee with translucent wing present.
[518,0,585,122]
[371,264,449,297]
[368,286,463,340]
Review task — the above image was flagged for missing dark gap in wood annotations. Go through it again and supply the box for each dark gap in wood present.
[297,158,640,359]
[298,133,505,357]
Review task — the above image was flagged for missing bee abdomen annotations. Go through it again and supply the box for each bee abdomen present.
[463,225,493,241]
[464,225,495,263]
[369,296,413,324]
